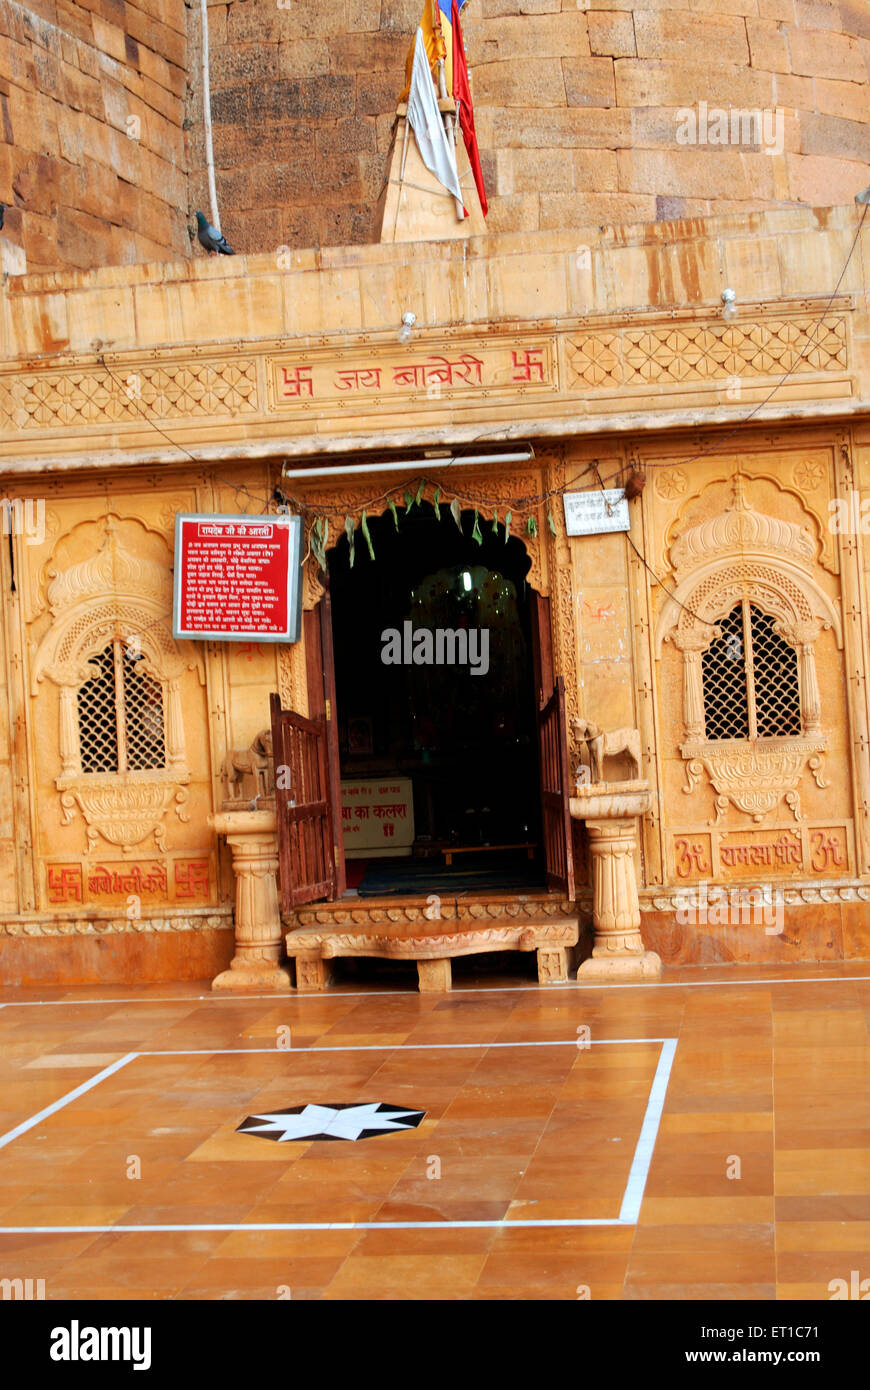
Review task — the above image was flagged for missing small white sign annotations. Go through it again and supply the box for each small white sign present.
[340,777,415,859]
[563,489,630,536]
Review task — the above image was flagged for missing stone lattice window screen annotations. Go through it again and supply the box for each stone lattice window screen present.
[701,601,803,743]
[78,641,167,775]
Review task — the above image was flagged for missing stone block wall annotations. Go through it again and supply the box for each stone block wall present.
[196,0,870,256]
[2,0,869,271]
[0,0,189,272]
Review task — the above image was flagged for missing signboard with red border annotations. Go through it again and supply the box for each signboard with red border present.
[173,513,303,643]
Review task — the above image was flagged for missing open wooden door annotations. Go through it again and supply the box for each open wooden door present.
[270,593,346,914]
[532,594,575,898]
[307,591,346,898]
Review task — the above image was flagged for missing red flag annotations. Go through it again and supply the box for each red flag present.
[451,0,487,217]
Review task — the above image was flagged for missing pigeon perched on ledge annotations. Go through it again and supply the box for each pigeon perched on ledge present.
[195,210,234,255]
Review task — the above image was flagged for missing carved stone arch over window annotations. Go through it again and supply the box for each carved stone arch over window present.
[655,476,842,824]
[31,518,202,852]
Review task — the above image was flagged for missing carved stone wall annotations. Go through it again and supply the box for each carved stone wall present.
[19,493,226,919]
[647,447,862,889]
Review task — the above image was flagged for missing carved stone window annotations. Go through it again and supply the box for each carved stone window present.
[78,642,166,775]
[656,477,842,824]
[32,518,201,852]
[702,602,802,741]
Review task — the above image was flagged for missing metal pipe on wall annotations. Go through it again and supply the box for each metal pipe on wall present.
[201,0,221,233]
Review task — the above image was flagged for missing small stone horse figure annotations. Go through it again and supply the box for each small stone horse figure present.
[222,728,275,807]
[572,718,642,786]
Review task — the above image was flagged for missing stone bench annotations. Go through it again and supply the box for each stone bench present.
[285,912,580,992]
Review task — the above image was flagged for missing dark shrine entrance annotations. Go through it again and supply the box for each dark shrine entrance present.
[270,498,575,915]
[327,506,544,895]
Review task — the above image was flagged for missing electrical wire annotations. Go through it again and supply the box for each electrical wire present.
[95,199,868,548]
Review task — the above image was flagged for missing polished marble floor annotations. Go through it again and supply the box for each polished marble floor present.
[0,961,869,1300]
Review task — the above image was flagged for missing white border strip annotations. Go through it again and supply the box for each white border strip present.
[146,1038,669,1055]
[0,1053,137,1152]
[1,972,868,1009]
[618,1037,677,1224]
[0,1038,675,1231]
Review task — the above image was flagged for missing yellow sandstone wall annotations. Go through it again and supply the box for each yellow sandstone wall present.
[3,0,869,270]
[0,205,869,978]
[0,0,189,272]
[196,0,870,254]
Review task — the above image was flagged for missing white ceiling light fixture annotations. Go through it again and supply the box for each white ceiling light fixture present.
[282,448,534,480]
[721,288,738,322]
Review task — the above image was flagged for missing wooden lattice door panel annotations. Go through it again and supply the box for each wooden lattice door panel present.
[270,691,337,912]
[538,674,576,899]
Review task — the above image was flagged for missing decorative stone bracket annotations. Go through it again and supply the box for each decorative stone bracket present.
[681,738,828,824]
[57,772,190,852]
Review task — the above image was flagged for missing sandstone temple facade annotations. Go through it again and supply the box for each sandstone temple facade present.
[0,0,869,986]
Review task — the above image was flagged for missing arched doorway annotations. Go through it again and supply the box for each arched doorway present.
[327,504,544,894]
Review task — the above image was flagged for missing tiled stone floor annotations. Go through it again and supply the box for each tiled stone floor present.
[0,961,869,1300]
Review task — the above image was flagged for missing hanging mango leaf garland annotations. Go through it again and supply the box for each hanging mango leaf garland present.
[360,509,375,561]
[450,496,462,530]
[388,496,400,531]
[491,508,499,535]
[404,488,415,514]
[471,509,483,544]
[432,486,441,521]
[547,506,557,536]
[310,516,328,571]
[504,509,512,543]
[526,516,538,538]
[414,479,425,509]
[344,514,356,568]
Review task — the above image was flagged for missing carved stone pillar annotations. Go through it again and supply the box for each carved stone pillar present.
[674,631,711,742]
[165,676,186,764]
[210,808,292,992]
[798,644,822,735]
[58,684,80,776]
[570,784,661,981]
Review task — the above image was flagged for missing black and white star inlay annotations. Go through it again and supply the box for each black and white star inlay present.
[237,1102,426,1143]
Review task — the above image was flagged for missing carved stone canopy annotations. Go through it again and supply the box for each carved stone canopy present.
[33,518,194,694]
[669,473,816,577]
[656,475,842,658]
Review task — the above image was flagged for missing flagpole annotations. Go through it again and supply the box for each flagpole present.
[437,57,464,221]
[394,115,411,240]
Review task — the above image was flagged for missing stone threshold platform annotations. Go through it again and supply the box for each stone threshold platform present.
[285,893,582,992]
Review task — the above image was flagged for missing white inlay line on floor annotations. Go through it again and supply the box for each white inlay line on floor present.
[1,972,869,1008]
[0,1053,138,1153]
[0,1037,677,1232]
